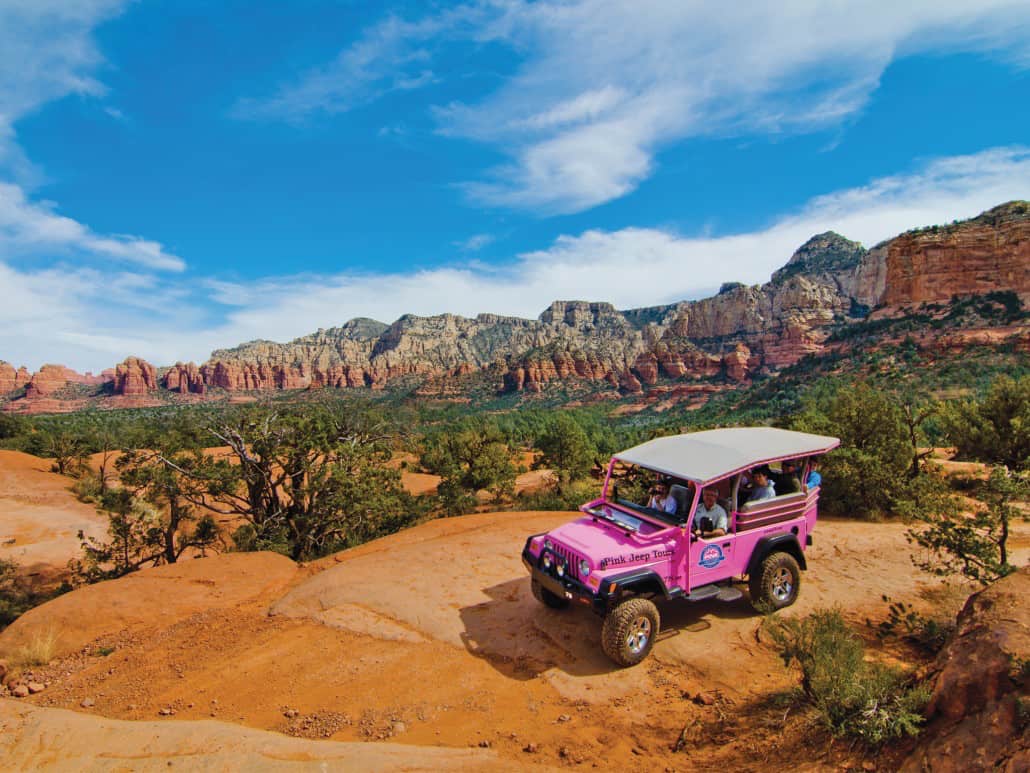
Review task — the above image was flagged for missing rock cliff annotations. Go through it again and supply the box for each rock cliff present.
[2,201,1028,407]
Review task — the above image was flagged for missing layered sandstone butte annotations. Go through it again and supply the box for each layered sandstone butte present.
[163,362,205,394]
[113,357,158,396]
[23,365,108,399]
[0,362,31,394]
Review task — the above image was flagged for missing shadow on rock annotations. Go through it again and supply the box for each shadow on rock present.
[459,578,763,679]
[459,578,616,679]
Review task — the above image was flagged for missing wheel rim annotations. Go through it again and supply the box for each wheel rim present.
[626,616,652,654]
[772,567,794,601]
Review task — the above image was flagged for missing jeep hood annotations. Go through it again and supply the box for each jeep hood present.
[547,516,651,557]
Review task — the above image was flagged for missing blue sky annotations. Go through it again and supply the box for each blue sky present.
[1,1,1029,372]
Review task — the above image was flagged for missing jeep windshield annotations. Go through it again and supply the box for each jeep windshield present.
[597,460,688,530]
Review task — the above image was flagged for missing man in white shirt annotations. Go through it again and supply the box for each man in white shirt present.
[647,480,678,515]
[692,487,728,537]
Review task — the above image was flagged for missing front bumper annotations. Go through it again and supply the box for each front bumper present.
[522,544,604,613]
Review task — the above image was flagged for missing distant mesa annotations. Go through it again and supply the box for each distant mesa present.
[1,200,1028,413]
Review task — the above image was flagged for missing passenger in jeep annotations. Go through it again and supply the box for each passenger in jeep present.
[742,468,776,503]
[772,459,802,494]
[692,487,728,538]
[647,480,678,515]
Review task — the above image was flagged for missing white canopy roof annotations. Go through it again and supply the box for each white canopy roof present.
[613,427,840,485]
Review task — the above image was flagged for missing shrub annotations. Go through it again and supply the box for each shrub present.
[871,596,954,654]
[767,609,930,746]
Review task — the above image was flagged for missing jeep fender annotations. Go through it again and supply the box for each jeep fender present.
[746,535,807,580]
[599,569,672,604]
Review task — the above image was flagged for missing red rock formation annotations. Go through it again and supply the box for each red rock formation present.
[163,362,205,394]
[722,344,751,382]
[114,357,158,396]
[881,202,1030,308]
[902,568,1029,772]
[0,362,30,394]
[24,365,107,399]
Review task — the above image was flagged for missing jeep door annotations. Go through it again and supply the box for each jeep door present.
[687,534,736,588]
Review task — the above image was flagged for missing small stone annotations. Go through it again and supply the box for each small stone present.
[12,684,29,698]
[559,747,570,758]
[557,713,572,722]
[159,707,175,716]
[392,721,407,735]
[523,743,538,754]
[27,682,45,694]
[478,740,490,748]
[693,692,716,706]
[80,697,95,708]
[861,763,876,772]
[127,704,137,711]
[284,708,299,719]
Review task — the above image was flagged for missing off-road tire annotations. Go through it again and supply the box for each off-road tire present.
[531,578,570,609]
[601,598,660,667]
[749,552,801,612]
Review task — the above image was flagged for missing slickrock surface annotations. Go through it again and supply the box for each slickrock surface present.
[0,702,512,771]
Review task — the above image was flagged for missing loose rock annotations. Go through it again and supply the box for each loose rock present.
[80,697,95,708]
[12,684,29,698]
[27,682,45,694]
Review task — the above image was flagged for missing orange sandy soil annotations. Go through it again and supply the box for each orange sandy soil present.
[5,510,1027,771]
[0,451,108,575]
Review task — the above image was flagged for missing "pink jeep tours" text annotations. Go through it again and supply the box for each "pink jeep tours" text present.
[522,427,840,666]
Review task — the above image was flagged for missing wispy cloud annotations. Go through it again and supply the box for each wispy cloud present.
[5,147,1025,372]
[0,182,185,272]
[454,233,495,251]
[252,1,1030,214]
[444,0,1030,213]
[232,7,481,122]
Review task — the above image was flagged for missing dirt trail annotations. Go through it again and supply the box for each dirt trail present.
[5,509,1020,770]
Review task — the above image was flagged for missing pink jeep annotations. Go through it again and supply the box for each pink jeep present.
[522,427,840,666]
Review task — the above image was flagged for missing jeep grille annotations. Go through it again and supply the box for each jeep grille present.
[550,542,582,581]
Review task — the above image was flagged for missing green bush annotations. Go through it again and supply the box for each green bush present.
[767,609,930,746]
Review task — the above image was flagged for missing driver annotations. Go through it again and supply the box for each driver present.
[692,487,728,538]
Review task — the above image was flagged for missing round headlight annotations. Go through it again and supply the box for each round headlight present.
[542,552,552,569]
[556,562,565,577]
[544,539,553,551]
[579,559,591,577]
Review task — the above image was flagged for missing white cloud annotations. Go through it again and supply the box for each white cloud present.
[259,0,1030,213]
[0,182,185,271]
[445,0,1030,213]
[5,147,1024,373]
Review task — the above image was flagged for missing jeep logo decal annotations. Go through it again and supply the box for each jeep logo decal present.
[698,544,725,569]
